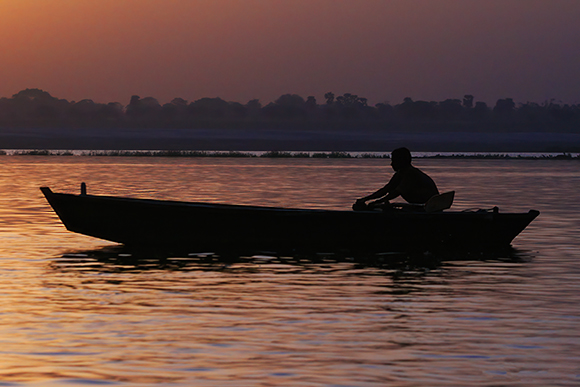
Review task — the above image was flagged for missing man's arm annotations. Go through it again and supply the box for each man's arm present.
[358,173,400,203]
[359,185,389,202]
[372,189,401,204]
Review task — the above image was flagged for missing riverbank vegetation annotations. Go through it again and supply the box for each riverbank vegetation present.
[4,149,579,160]
[1,89,579,133]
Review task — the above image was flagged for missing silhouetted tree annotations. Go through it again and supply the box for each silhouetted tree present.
[262,94,306,119]
[494,98,516,118]
[375,102,394,118]
[548,102,575,122]
[304,96,318,119]
[437,99,463,120]
[473,101,490,119]
[96,102,124,125]
[463,95,474,109]
[189,97,230,119]
[228,102,247,119]
[275,94,305,108]
[160,98,188,124]
[396,97,414,118]
[324,92,335,105]
[126,95,142,118]
[245,99,262,119]
[332,93,371,119]
[125,95,162,125]
[12,88,55,101]
[1,88,579,131]
[7,88,68,125]
[396,98,436,119]
[140,97,161,110]
[305,96,317,110]
[68,99,99,123]
[517,101,544,123]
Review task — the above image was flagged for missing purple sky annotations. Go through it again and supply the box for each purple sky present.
[1,0,579,106]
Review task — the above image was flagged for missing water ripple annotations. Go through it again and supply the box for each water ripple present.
[0,157,578,385]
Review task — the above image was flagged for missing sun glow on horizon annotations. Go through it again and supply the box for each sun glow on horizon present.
[1,0,579,105]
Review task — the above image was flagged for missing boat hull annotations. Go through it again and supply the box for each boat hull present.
[40,187,539,254]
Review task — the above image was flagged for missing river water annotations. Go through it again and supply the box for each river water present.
[0,156,578,386]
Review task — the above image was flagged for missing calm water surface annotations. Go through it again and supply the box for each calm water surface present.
[0,156,579,386]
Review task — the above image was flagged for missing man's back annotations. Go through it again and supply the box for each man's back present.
[394,165,439,204]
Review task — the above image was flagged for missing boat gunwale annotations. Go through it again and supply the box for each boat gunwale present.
[41,186,539,218]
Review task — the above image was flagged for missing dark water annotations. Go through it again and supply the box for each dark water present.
[0,156,578,386]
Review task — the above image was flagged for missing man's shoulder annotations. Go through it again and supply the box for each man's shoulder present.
[400,165,421,175]
[401,165,435,183]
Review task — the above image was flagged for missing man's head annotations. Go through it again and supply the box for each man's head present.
[391,147,412,171]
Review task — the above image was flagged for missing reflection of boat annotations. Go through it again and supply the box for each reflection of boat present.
[40,186,539,254]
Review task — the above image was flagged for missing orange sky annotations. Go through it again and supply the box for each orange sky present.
[1,0,579,105]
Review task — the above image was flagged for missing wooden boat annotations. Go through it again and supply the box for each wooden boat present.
[40,186,539,255]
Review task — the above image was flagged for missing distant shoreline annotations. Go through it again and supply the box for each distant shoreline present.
[2,149,578,160]
[1,128,580,153]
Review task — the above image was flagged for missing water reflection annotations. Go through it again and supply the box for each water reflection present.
[35,245,558,386]
[50,244,533,275]
[1,157,579,386]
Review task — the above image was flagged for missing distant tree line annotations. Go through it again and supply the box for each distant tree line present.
[0,88,579,132]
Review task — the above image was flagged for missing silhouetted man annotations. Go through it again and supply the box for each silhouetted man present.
[354,147,438,210]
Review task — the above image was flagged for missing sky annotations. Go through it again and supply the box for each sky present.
[1,0,579,106]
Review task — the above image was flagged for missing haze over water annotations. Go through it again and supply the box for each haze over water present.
[2,1,580,105]
[0,156,578,386]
